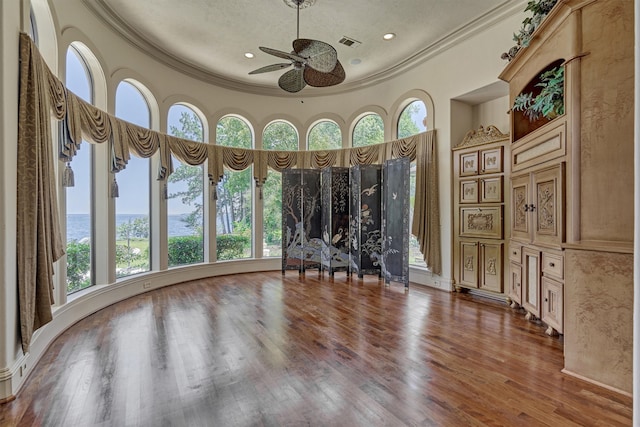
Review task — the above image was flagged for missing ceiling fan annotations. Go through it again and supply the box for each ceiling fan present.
[248,0,345,93]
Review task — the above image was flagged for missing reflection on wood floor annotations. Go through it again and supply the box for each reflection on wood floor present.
[0,272,632,426]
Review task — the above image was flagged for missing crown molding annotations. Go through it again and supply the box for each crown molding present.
[82,0,527,97]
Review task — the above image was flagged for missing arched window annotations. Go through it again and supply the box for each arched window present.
[397,100,427,268]
[397,100,427,137]
[114,81,151,277]
[216,116,253,260]
[352,114,384,147]
[262,121,298,257]
[65,45,92,293]
[166,105,205,267]
[308,120,341,150]
[29,8,38,42]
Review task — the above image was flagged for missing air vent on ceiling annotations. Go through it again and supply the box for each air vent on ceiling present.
[338,36,361,48]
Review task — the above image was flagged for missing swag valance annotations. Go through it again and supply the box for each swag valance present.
[16,32,441,353]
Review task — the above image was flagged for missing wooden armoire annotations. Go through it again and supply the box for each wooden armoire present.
[498,0,633,394]
[452,126,510,296]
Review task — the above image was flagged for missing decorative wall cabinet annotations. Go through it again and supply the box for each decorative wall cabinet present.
[500,0,634,392]
[381,157,410,288]
[281,169,322,273]
[452,125,509,295]
[349,164,382,278]
[320,167,351,275]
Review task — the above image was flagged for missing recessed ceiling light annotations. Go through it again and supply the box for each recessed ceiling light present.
[383,33,396,40]
[244,52,255,59]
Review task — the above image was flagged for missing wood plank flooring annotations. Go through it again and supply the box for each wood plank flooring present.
[0,272,632,426]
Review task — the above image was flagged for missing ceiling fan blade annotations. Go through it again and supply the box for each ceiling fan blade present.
[303,60,345,88]
[259,46,305,62]
[278,68,306,93]
[293,39,338,73]
[248,63,292,75]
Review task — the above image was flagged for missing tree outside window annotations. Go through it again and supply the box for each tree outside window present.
[308,120,341,150]
[352,114,384,147]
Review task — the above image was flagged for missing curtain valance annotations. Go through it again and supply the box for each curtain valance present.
[16,32,441,353]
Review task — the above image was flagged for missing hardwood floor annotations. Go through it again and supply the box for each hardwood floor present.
[0,272,632,426]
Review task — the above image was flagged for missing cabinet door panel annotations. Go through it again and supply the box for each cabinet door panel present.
[480,242,503,292]
[460,152,479,176]
[511,174,530,241]
[522,247,541,318]
[460,206,503,239]
[480,147,503,174]
[542,276,563,334]
[460,241,479,288]
[480,177,503,203]
[532,164,564,247]
[509,261,522,305]
[460,179,479,203]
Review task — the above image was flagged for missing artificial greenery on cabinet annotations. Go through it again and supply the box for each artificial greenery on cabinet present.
[512,65,564,122]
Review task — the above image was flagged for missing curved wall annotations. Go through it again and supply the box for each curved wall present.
[0,0,524,401]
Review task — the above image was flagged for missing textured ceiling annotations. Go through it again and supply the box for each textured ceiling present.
[83,0,521,95]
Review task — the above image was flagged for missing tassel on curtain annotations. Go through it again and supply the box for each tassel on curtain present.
[62,162,75,187]
[111,177,119,198]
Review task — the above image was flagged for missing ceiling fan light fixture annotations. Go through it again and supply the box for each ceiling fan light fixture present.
[244,52,255,59]
[383,33,396,40]
[248,0,345,93]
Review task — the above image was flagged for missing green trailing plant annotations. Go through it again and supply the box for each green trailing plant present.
[512,66,564,122]
[501,0,559,61]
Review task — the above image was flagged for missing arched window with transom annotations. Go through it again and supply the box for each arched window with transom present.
[216,116,253,260]
[166,104,205,267]
[262,121,298,257]
[65,45,93,293]
[397,99,428,268]
[114,80,152,277]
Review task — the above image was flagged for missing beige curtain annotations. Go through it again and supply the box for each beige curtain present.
[412,131,441,275]
[16,33,442,353]
[17,33,65,353]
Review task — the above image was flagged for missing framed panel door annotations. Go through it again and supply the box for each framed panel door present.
[522,247,541,318]
[532,164,564,247]
[479,242,503,292]
[510,173,531,241]
[459,241,479,288]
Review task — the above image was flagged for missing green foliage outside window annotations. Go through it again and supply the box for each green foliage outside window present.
[66,240,91,293]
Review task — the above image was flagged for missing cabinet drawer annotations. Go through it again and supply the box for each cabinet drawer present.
[542,252,564,280]
[509,243,522,263]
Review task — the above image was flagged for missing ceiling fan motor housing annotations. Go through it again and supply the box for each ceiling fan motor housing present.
[283,0,316,9]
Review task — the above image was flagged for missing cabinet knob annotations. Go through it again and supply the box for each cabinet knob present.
[545,298,548,302]
[549,262,555,267]
[529,204,536,212]
[524,205,529,212]
[512,251,517,255]
[517,283,520,287]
